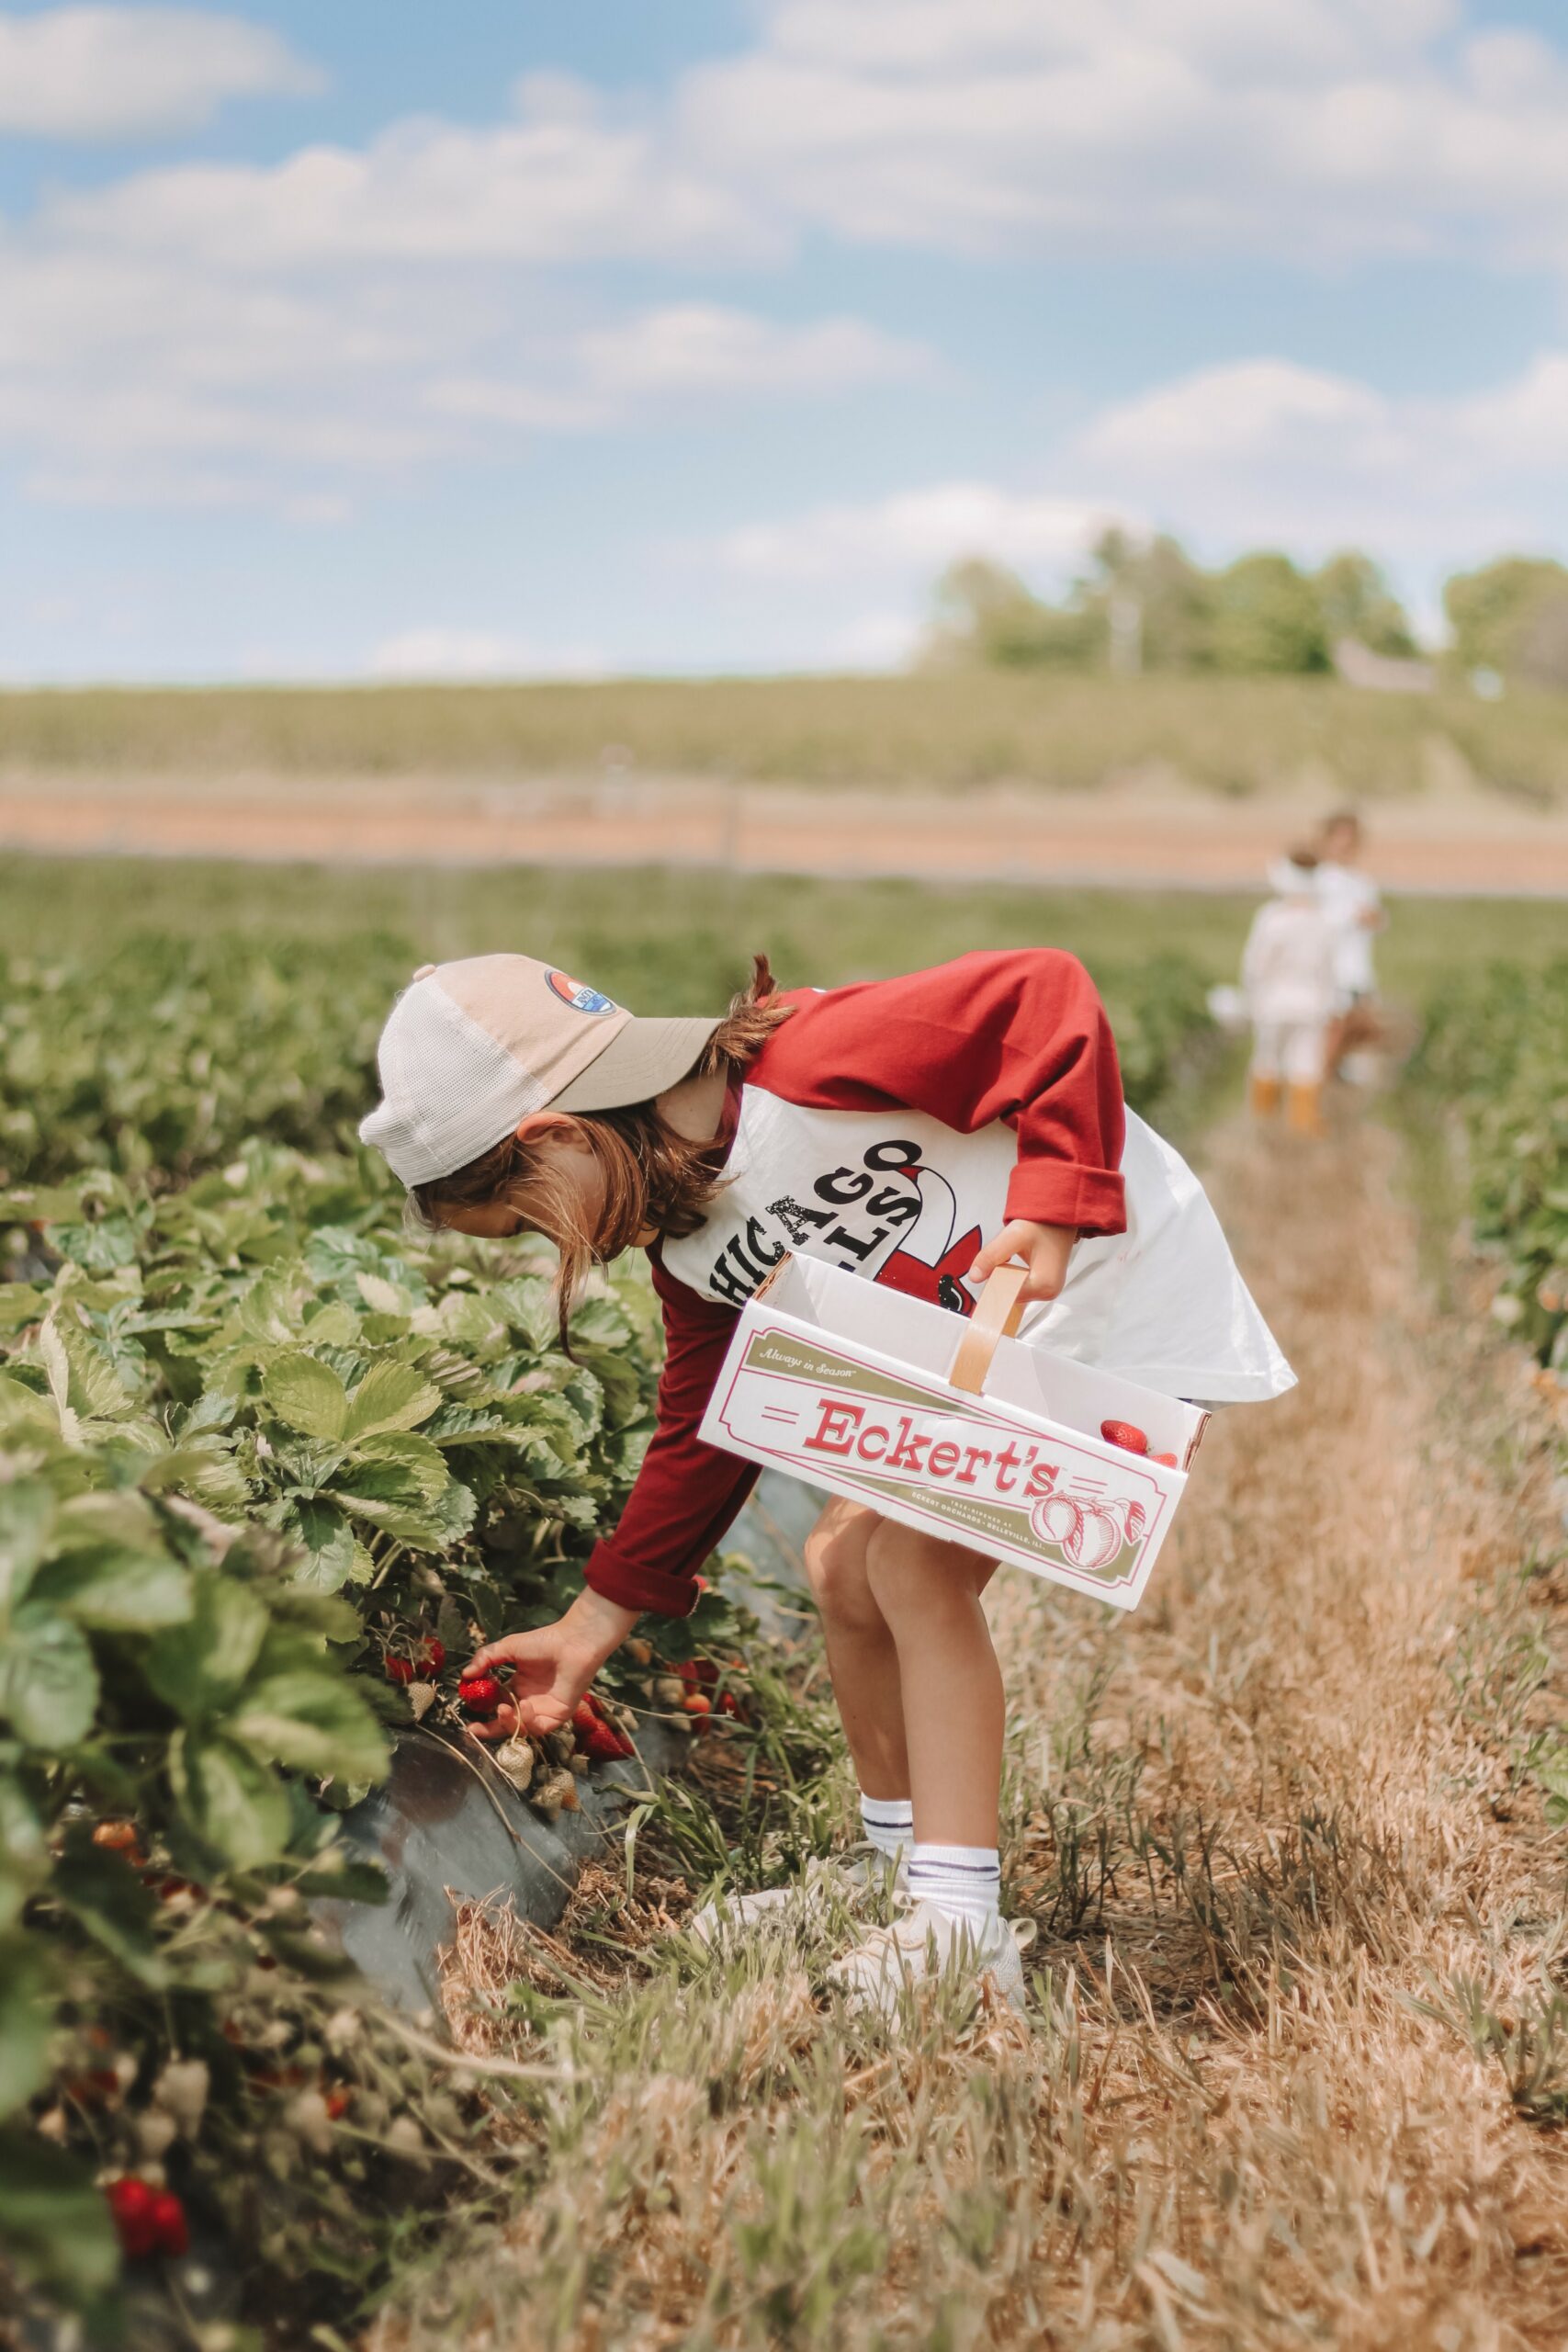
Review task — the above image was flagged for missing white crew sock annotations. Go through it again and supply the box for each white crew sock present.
[858,1792,913,1861]
[907,1842,1001,1931]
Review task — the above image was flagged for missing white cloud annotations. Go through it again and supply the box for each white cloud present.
[694,347,1568,659]
[30,2,1568,284]
[6,0,1568,546]
[0,6,320,140]
[676,0,1568,266]
[369,628,608,682]
[429,306,931,433]
[576,306,931,400]
[0,246,921,500]
[46,71,769,268]
[713,483,1127,583]
[1072,353,1568,558]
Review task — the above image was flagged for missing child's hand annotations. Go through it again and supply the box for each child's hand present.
[463,1589,638,1742]
[970,1219,1077,1306]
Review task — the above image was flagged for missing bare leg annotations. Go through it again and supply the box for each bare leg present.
[802,1498,909,1802]
[863,1522,1002,1849]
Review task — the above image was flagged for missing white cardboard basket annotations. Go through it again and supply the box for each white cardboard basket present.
[699,1254,1208,1612]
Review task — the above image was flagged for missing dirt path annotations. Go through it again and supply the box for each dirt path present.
[984,1107,1568,2346]
[376,1108,1568,2352]
[6,770,1568,894]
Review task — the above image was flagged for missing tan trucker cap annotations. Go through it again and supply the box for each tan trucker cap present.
[358,955,722,1188]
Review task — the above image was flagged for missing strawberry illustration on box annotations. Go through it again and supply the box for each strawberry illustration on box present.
[699,1254,1208,1611]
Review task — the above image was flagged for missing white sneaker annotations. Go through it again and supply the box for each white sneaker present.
[690,1843,908,1945]
[829,1900,1035,2020]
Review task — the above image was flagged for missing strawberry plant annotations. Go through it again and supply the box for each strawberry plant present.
[1414,957,1568,1374]
[0,936,406,1189]
[0,1132,745,2337]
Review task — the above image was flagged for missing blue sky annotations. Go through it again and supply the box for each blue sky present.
[4,1,1568,680]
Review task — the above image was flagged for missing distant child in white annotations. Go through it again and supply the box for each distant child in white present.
[1242,851,1338,1136]
[1314,808,1384,1079]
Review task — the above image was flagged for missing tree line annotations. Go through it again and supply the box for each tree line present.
[929,537,1568,688]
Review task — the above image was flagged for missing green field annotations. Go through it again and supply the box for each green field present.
[4,672,1567,798]
[8,853,1566,1008]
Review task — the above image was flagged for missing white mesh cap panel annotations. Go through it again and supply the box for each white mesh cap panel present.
[358,978,550,1185]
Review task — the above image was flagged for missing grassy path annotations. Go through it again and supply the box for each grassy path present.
[376,1110,1568,2352]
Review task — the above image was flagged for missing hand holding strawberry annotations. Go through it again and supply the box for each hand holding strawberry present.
[462,1589,638,1742]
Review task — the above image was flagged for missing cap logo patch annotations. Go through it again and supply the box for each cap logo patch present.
[546,969,616,1015]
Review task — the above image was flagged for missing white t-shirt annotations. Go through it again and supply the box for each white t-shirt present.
[660,1092,1296,1408]
[1241,899,1338,1024]
[1315,861,1381,996]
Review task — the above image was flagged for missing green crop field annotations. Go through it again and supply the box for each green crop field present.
[3,837,1565,2348]
[4,672,1568,799]
[6,854,1564,1010]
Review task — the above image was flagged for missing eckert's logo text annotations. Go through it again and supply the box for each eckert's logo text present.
[803,1395,1060,1499]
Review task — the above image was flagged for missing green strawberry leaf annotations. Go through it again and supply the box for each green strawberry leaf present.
[144,1574,270,1715]
[263,1351,349,1441]
[0,1480,55,1617]
[138,1438,251,1513]
[343,1359,440,1442]
[0,1609,96,1748]
[169,1727,290,1870]
[0,2123,118,2297]
[342,1429,449,1503]
[231,1670,389,1783]
[31,1544,193,1631]
[282,1497,357,1593]
[0,1939,54,2118]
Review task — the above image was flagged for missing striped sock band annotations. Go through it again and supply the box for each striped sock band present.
[859,1792,914,1861]
[907,1843,1001,1929]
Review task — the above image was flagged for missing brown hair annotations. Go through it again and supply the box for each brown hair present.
[411,956,792,1343]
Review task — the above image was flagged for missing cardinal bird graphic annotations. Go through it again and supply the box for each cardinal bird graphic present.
[873,1168,982,1317]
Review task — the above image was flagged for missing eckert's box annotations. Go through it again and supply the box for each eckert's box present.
[699,1254,1208,1612]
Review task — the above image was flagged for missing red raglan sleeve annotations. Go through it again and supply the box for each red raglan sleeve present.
[581,1249,759,1619]
[751,949,1127,1235]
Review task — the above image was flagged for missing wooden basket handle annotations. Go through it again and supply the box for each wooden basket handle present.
[948,1264,1029,1395]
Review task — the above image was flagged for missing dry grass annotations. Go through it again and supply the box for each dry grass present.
[369,1111,1568,2352]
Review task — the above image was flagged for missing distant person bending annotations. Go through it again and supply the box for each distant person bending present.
[1314,808,1385,1079]
[1241,850,1338,1137]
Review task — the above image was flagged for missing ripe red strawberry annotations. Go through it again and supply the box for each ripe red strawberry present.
[383,1656,415,1685]
[106,2177,160,2259]
[413,1635,446,1673]
[1100,1420,1148,1454]
[682,1691,712,1718]
[459,1675,502,1716]
[148,2190,189,2259]
[570,1699,615,1756]
[1152,1451,1179,1468]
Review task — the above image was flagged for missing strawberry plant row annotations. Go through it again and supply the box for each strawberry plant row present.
[1412,956,1568,1374]
[0,933,1217,1193]
[0,1137,748,2336]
